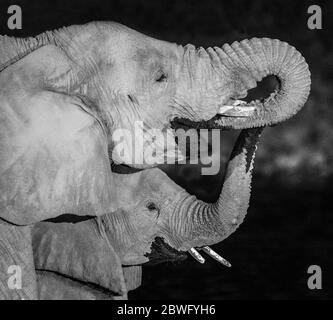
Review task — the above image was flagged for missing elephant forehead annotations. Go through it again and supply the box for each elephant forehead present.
[131,42,179,68]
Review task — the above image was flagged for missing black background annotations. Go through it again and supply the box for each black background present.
[1,0,332,299]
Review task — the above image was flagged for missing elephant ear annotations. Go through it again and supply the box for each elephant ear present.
[0,44,119,225]
[32,220,127,297]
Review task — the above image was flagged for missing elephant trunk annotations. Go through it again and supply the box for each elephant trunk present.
[175,127,263,252]
[173,38,310,251]
[179,38,311,129]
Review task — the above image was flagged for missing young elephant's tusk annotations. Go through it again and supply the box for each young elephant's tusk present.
[202,246,232,267]
[188,248,205,264]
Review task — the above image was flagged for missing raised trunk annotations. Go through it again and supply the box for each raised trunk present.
[180,38,311,129]
[174,38,310,250]
[176,127,263,251]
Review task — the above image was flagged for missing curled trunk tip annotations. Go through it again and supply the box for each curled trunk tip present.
[210,38,311,129]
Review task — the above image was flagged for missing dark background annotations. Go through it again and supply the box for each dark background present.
[1,0,332,299]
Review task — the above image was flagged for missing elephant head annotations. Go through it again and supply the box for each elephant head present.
[47,22,310,167]
[0,21,310,299]
[0,21,310,169]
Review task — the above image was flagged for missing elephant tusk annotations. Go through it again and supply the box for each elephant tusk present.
[232,100,247,106]
[202,246,232,267]
[218,100,256,117]
[188,248,205,264]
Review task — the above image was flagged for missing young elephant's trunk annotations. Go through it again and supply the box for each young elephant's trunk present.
[174,127,263,251]
[173,39,310,251]
[179,38,311,129]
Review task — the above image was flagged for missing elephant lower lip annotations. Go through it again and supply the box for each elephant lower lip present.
[170,116,231,131]
[111,162,144,174]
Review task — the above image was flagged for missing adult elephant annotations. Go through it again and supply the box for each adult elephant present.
[0,21,310,299]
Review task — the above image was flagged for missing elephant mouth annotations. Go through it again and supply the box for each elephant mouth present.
[111,162,144,174]
[170,99,260,131]
[111,75,278,173]
[144,236,188,265]
[171,75,280,130]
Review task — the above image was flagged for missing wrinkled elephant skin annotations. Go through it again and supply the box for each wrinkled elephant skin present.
[0,21,310,299]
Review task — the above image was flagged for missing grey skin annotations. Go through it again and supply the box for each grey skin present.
[0,21,310,299]
[32,127,263,299]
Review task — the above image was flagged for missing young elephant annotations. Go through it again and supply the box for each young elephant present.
[32,127,262,299]
[0,21,310,299]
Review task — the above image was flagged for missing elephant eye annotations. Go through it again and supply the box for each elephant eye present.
[155,71,167,83]
[147,202,158,211]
